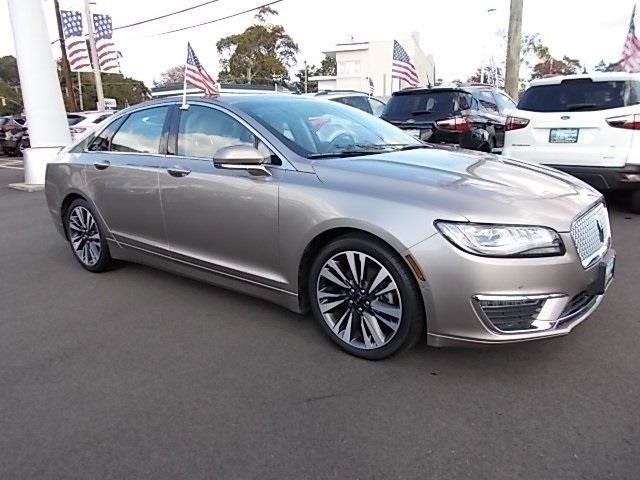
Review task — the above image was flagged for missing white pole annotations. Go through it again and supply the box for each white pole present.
[84,0,105,111]
[77,72,84,111]
[181,58,188,109]
[7,0,71,189]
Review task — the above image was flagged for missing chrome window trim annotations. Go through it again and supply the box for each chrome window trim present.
[176,100,296,171]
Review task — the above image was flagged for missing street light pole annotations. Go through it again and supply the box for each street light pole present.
[84,0,105,111]
[504,0,524,99]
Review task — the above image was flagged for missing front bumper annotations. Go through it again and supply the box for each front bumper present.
[408,232,613,347]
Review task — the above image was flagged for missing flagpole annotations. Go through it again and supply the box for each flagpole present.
[77,72,84,110]
[181,44,188,110]
[84,0,105,111]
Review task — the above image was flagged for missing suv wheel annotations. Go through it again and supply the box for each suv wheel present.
[308,234,425,360]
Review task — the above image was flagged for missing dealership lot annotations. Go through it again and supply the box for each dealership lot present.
[0,165,638,479]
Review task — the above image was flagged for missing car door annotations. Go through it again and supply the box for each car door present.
[83,105,171,253]
[159,103,283,286]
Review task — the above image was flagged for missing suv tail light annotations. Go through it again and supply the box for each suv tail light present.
[606,114,640,130]
[505,116,530,131]
[436,117,470,132]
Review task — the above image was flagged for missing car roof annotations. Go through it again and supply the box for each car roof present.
[391,85,497,96]
[529,72,640,86]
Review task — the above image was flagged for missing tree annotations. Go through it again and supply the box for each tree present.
[0,81,22,115]
[467,64,504,87]
[77,72,150,109]
[0,56,20,86]
[291,55,337,93]
[594,60,608,72]
[531,55,582,79]
[216,7,299,85]
[153,65,185,87]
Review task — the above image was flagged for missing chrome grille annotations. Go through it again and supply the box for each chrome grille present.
[570,203,611,268]
[477,298,544,332]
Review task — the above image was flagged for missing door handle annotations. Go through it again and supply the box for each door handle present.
[167,167,191,178]
[93,160,110,170]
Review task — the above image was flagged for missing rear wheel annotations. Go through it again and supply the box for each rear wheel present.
[308,234,425,360]
[64,199,115,272]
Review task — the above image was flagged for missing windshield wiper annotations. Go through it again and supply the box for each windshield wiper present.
[411,110,434,115]
[308,143,430,158]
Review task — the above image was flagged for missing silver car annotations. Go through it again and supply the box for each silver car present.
[45,95,615,359]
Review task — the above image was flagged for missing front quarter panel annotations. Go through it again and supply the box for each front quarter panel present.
[278,169,462,291]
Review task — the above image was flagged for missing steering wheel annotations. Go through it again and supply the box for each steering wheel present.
[329,132,356,149]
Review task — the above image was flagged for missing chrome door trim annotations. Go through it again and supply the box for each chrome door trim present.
[116,239,297,297]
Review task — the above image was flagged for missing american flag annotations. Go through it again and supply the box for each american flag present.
[366,76,374,96]
[60,10,91,72]
[621,5,640,72]
[392,40,419,87]
[93,14,121,73]
[186,43,219,97]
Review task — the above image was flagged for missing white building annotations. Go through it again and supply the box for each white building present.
[310,33,435,97]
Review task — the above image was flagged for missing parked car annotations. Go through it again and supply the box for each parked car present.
[0,115,27,156]
[46,95,614,360]
[312,90,387,116]
[68,111,116,140]
[503,73,640,213]
[381,85,516,152]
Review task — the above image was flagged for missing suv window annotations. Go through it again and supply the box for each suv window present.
[494,92,516,112]
[332,96,373,114]
[383,90,473,121]
[111,106,169,154]
[477,90,498,112]
[177,105,256,159]
[518,79,637,112]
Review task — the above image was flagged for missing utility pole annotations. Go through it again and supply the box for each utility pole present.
[504,0,523,99]
[84,0,105,111]
[53,0,77,111]
[304,61,308,93]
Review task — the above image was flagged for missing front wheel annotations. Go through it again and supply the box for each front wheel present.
[65,199,115,272]
[308,234,425,360]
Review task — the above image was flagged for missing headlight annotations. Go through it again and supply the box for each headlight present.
[435,221,565,257]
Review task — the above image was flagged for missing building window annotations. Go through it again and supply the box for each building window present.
[337,60,360,76]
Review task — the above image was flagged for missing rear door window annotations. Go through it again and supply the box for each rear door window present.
[518,80,634,112]
[110,106,170,154]
[477,90,499,112]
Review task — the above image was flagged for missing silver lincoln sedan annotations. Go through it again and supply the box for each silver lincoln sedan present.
[45,95,615,359]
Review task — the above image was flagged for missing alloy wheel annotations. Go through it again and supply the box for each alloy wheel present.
[68,206,102,267]
[316,250,403,350]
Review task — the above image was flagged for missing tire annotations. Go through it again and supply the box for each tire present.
[64,199,115,273]
[308,233,425,360]
[630,190,640,214]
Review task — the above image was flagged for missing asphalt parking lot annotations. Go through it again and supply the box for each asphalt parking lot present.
[1,160,639,479]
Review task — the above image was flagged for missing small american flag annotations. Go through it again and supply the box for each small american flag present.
[93,14,121,73]
[186,43,219,97]
[392,40,419,87]
[621,5,640,72]
[366,76,374,96]
[60,10,91,72]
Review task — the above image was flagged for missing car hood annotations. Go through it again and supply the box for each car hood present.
[311,148,602,232]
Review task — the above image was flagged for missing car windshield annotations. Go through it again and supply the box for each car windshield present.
[234,97,422,158]
[518,79,638,112]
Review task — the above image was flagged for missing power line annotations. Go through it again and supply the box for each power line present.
[155,0,284,36]
[113,0,223,31]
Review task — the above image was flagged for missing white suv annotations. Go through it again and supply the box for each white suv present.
[503,73,640,213]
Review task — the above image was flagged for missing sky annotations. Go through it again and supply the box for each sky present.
[0,0,636,87]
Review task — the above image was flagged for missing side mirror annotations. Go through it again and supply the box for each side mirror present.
[213,145,270,176]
